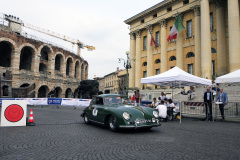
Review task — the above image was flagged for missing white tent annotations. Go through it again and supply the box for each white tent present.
[215,69,240,83]
[141,66,211,86]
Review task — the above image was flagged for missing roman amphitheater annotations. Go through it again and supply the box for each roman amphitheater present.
[0,21,88,98]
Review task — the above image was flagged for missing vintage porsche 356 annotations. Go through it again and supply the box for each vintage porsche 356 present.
[81,94,161,131]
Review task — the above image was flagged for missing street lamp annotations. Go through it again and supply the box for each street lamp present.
[118,51,132,98]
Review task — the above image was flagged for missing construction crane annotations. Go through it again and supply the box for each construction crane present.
[1,14,95,56]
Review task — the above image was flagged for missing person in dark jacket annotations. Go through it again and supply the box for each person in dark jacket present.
[203,86,213,121]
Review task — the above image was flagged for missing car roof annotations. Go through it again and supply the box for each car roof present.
[97,94,121,98]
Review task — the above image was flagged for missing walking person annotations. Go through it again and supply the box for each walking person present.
[215,88,228,121]
[203,86,213,121]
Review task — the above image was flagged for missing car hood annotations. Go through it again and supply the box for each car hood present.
[116,104,153,119]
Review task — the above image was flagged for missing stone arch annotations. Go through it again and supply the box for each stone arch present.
[66,56,73,77]
[55,53,64,72]
[0,41,14,67]
[53,87,62,98]
[74,60,80,79]
[38,85,49,98]
[81,63,84,80]
[85,65,88,80]
[38,45,53,73]
[19,45,36,71]
[169,56,176,61]
[186,52,195,58]
[73,88,78,98]
[65,88,72,98]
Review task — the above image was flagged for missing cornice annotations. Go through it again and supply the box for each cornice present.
[128,0,200,33]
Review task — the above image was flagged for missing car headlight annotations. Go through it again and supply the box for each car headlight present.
[123,112,130,120]
[153,111,159,118]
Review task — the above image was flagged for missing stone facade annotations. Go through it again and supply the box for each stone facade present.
[0,25,88,98]
[125,0,240,89]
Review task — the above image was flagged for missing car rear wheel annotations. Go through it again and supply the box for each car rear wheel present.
[83,113,90,125]
[108,115,117,132]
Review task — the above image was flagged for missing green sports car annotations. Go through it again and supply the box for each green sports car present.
[81,94,161,131]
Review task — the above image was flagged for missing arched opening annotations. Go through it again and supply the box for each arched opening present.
[39,63,47,72]
[155,59,161,64]
[20,46,34,71]
[55,87,62,98]
[66,58,73,76]
[81,64,84,80]
[75,61,80,78]
[65,88,72,98]
[85,66,88,80]
[74,89,78,98]
[186,52,195,58]
[0,41,12,67]
[38,86,48,98]
[169,56,176,61]
[20,83,30,88]
[143,62,147,66]
[2,85,9,96]
[55,54,63,71]
[39,46,50,72]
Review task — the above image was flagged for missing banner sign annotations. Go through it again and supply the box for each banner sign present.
[1,100,27,127]
[0,98,91,107]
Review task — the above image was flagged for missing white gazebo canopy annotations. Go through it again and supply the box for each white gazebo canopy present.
[141,66,212,87]
[215,69,240,83]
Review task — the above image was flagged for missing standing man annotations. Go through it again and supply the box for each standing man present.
[135,90,142,105]
[203,86,213,121]
[215,88,228,121]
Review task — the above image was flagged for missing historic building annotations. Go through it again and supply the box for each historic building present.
[125,0,240,89]
[0,23,88,98]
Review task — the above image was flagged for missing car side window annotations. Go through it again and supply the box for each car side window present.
[96,97,103,105]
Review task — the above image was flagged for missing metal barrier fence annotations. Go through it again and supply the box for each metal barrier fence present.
[214,102,240,119]
[181,101,240,121]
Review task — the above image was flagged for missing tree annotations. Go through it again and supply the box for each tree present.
[78,80,99,99]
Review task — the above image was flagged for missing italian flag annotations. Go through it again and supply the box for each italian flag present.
[167,15,185,42]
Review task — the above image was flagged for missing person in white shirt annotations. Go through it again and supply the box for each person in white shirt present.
[148,98,158,108]
[156,101,167,122]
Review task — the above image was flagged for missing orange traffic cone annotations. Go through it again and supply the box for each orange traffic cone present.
[27,109,36,126]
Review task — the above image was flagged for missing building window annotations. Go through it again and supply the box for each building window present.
[188,64,193,75]
[167,7,172,12]
[155,59,161,64]
[210,12,213,31]
[141,19,144,24]
[143,36,147,50]
[212,60,215,76]
[169,56,176,61]
[156,69,160,75]
[186,52,195,58]
[153,14,157,18]
[155,31,160,46]
[187,20,192,37]
[143,71,147,78]
[170,66,175,69]
[211,48,216,53]
[143,62,147,66]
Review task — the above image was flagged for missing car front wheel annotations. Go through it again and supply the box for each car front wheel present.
[108,115,117,132]
[83,113,90,125]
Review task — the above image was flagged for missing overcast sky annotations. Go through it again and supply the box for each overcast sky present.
[1,0,163,79]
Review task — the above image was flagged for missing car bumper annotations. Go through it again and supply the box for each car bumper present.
[119,123,161,128]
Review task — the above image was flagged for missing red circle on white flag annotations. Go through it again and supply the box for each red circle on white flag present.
[4,104,24,122]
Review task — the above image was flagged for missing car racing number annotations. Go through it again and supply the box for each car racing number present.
[92,107,98,117]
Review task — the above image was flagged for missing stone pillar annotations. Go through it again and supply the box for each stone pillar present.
[135,30,141,89]
[160,20,167,73]
[147,26,154,88]
[193,6,201,77]
[228,0,240,72]
[11,48,20,74]
[201,0,212,79]
[216,1,227,76]
[176,15,184,69]
[129,32,136,88]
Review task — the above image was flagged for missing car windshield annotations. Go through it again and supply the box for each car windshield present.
[103,96,122,105]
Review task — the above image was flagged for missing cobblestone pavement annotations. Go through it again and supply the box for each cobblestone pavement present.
[0,106,239,160]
